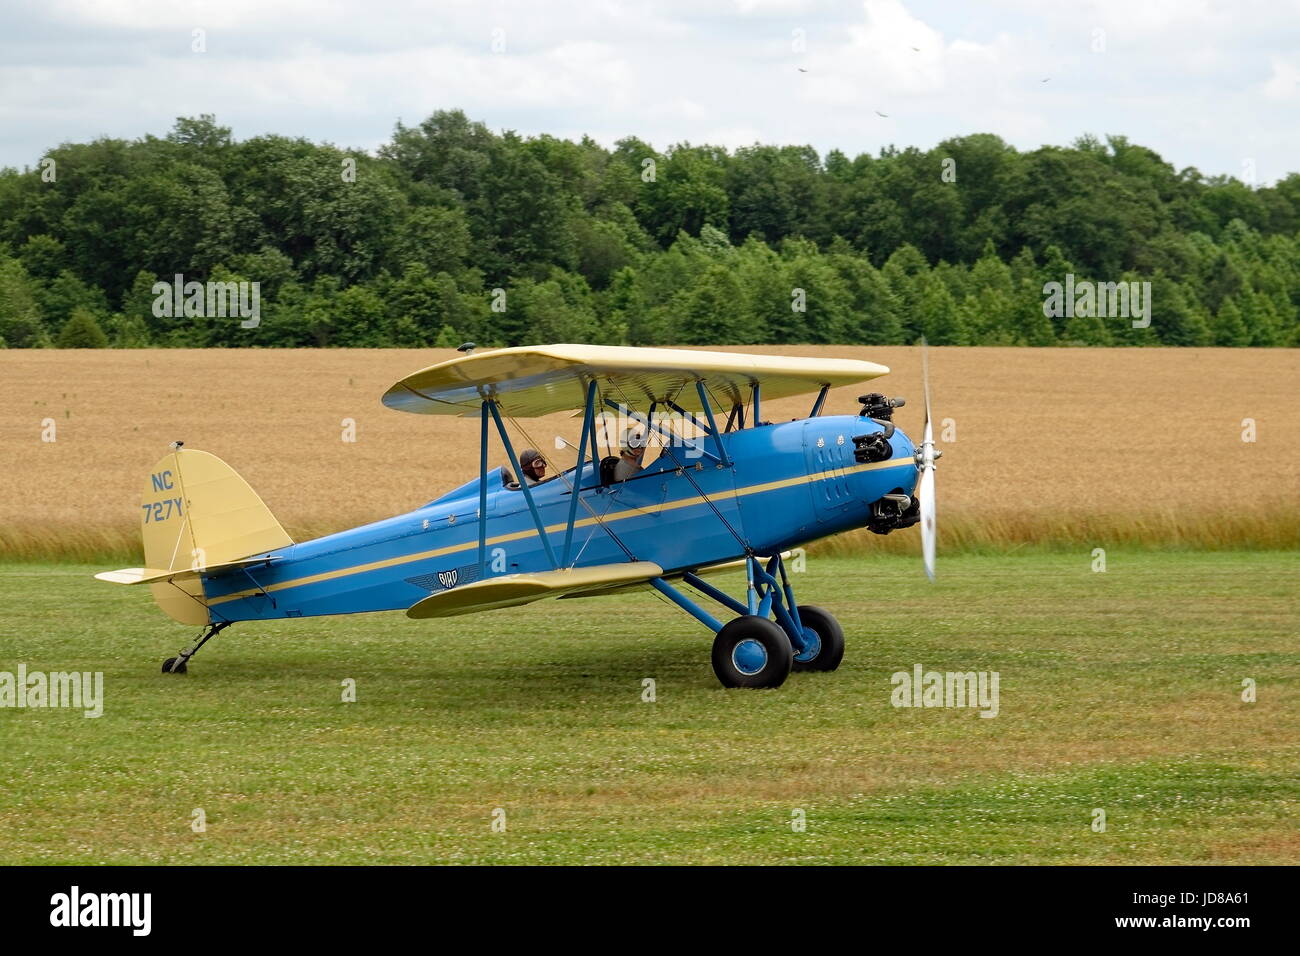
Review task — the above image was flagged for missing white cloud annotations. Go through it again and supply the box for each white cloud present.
[1262,57,1300,99]
[0,0,1297,182]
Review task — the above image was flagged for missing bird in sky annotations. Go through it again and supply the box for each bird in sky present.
[875,110,889,118]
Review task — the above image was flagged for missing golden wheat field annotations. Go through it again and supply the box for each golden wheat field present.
[1,346,1297,560]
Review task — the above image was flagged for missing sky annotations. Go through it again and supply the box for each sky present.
[2,0,1299,183]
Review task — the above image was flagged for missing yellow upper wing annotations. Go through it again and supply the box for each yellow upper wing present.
[382,344,889,418]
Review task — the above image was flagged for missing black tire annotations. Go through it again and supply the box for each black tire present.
[711,615,793,689]
[161,657,187,674]
[790,605,845,672]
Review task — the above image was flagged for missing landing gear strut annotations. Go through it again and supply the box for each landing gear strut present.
[652,553,846,689]
[162,621,231,674]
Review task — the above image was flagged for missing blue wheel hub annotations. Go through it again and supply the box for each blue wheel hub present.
[731,638,769,676]
[793,627,821,663]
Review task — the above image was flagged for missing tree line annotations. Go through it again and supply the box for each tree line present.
[1,110,1298,349]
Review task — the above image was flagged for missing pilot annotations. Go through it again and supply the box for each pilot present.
[518,449,548,486]
[613,432,646,482]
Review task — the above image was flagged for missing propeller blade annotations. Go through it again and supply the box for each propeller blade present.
[917,339,937,581]
[922,335,933,430]
[919,451,936,581]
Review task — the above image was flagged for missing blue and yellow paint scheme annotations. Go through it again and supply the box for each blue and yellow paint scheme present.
[195,415,917,622]
[97,344,930,687]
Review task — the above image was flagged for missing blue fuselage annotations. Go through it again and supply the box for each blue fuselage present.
[201,414,919,621]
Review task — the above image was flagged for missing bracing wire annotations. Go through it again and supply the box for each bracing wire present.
[609,378,752,556]
[504,409,637,564]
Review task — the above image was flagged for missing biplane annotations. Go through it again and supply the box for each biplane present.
[97,344,939,689]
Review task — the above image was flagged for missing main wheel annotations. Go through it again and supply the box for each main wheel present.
[711,615,793,689]
[790,605,845,672]
[161,657,187,674]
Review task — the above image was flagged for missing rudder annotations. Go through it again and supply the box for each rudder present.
[140,447,292,624]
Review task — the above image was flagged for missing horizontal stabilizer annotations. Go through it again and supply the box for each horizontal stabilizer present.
[407,561,664,619]
[94,555,280,586]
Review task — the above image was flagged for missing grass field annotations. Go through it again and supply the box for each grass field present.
[1,551,1295,865]
[1,346,1296,865]
[1,347,1298,560]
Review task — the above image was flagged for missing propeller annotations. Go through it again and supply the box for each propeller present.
[915,340,939,581]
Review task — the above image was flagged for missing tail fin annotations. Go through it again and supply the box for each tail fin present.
[99,447,293,624]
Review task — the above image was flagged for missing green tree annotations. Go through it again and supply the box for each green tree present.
[880,244,930,341]
[781,250,852,343]
[1,112,1299,351]
[606,266,648,343]
[573,213,638,290]
[916,273,966,345]
[399,205,471,276]
[1061,307,1114,346]
[506,274,602,345]
[105,312,151,347]
[1149,276,1211,346]
[18,235,67,280]
[829,251,903,343]
[640,145,730,245]
[1243,291,1281,347]
[679,265,751,344]
[317,282,390,347]
[0,258,49,347]
[56,307,109,347]
[1012,278,1058,346]
[34,269,110,332]
[474,133,580,281]
[969,239,1014,297]
[960,287,1020,344]
[1212,297,1249,347]
[1036,244,1076,338]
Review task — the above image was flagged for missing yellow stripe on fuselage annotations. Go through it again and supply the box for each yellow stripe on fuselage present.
[207,457,915,606]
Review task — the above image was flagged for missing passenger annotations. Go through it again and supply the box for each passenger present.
[518,448,548,486]
[613,434,646,482]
